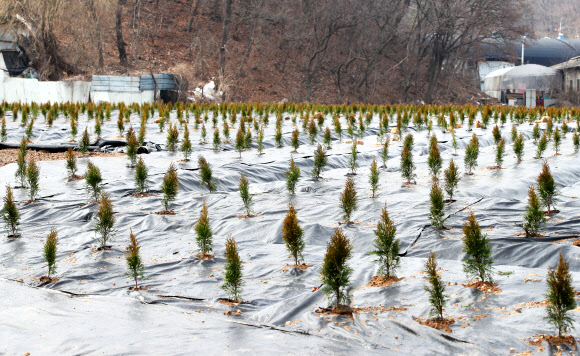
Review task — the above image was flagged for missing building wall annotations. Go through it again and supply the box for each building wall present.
[478,61,515,90]
[563,67,580,91]
[91,90,156,105]
[0,69,91,103]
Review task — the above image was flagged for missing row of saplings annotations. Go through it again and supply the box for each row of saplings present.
[1,158,575,347]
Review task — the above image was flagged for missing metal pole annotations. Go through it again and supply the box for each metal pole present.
[521,40,524,65]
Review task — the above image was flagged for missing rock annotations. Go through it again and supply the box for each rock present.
[390,127,399,135]
[475,120,483,128]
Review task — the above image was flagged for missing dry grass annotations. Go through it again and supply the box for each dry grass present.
[0,149,123,168]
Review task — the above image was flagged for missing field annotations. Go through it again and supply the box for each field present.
[0,103,579,355]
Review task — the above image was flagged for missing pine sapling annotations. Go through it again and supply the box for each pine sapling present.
[553,126,561,155]
[492,125,501,144]
[275,125,283,147]
[126,127,139,167]
[125,229,145,288]
[134,156,148,194]
[15,148,27,188]
[94,192,115,250]
[380,136,390,168]
[195,200,213,257]
[428,181,446,228]
[160,163,179,212]
[443,159,460,202]
[348,140,358,174]
[462,211,494,283]
[166,123,179,151]
[513,133,524,162]
[323,126,332,149]
[198,155,216,193]
[573,130,579,152]
[511,124,518,142]
[257,126,264,154]
[532,123,540,142]
[428,140,442,179]
[291,128,300,152]
[2,185,20,237]
[370,204,400,278]
[0,117,6,142]
[285,157,301,195]
[84,160,103,202]
[235,128,245,158]
[537,160,557,214]
[201,124,207,144]
[281,202,305,266]
[26,158,40,202]
[495,138,505,168]
[536,131,547,158]
[464,134,479,175]
[321,228,353,308]
[400,144,416,184]
[369,157,380,198]
[222,235,244,302]
[522,185,545,237]
[79,127,90,153]
[339,177,357,223]
[44,228,58,279]
[181,126,193,160]
[423,251,447,321]
[545,252,576,338]
[239,173,252,216]
[311,144,327,179]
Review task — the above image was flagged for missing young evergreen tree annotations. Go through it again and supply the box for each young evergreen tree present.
[323,126,332,149]
[26,158,40,201]
[340,177,358,223]
[423,251,447,321]
[537,160,557,214]
[79,127,91,153]
[281,202,305,266]
[464,134,479,175]
[285,157,301,195]
[522,185,546,237]
[160,163,179,212]
[166,123,179,151]
[222,235,244,302]
[536,131,548,158]
[15,148,27,188]
[511,124,518,142]
[200,124,207,144]
[181,126,193,160]
[443,159,460,201]
[532,123,541,142]
[134,156,148,193]
[495,138,505,168]
[348,140,358,174]
[545,252,577,338]
[275,125,283,148]
[117,111,125,136]
[94,191,115,250]
[291,128,300,152]
[257,126,264,154]
[369,157,380,198]
[370,204,400,278]
[462,211,494,282]
[400,145,416,184]
[198,155,216,193]
[223,121,230,143]
[235,128,245,158]
[65,147,78,178]
[2,185,20,237]
[84,160,103,201]
[552,126,561,154]
[138,121,147,146]
[308,119,318,144]
[43,227,58,279]
[428,141,442,179]
[125,127,139,167]
[380,136,390,168]
[125,228,145,288]
[428,181,446,228]
[195,200,213,256]
[239,173,252,216]
[573,130,579,152]
[0,117,6,142]
[321,228,353,308]
[513,133,525,162]
[492,125,501,144]
[311,144,327,179]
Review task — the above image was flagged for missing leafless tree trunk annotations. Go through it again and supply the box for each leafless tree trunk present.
[186,0,202,32]
[218,0,233,100]
[116,0,128,67]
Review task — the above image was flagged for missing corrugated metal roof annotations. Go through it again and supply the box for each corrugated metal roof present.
[140,74,177,90]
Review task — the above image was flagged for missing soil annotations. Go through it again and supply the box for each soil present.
[367,275,404,288]
[92,246,112,252]
[132,192,155,197]
[128,286,150,291]
[415,317,455,333]
[223,309,243,316]
[462,280,502,294]
[219,299,242,306]
[544,210,560,215]
[573,238,580,247]
[527,334,577,350]
[282,263,310,271]
[39,276,60,284]
[196,253,215,261]
[0,149,123,168]
[155,210,176,215]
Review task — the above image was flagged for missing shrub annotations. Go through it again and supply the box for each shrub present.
[532,123,540,142]
[235,128,245,158]
[323,126,332,149]
[340,177,357,223]
[513,133,524,162]
[291,128,300,152]
[380,136,390,168]
[334,118,343,141]
[201,124,207,144]
[125,229,145,288]
[2,185,20,237]
[239,173,252,216]
[311,144,327,179]
[321,228,353,307]
[15,138,27,187]
[537,160,557,213]
[195,200,213,256]
[281,202,305,265]
[464,134,479,175]
[573,130,579,152]
[536,132,547,158]
[428,181,446,228]
[0,117,6,142]
[495,138,505,168]
[427,141,442,178]
[79,127,90,153]
[522,185,545,237]
[65,147,78,178]
[26,159,40,201]
[44,228,58,279]
[134,157,148,193]
[285,157,301,195]
[423,251,447,321]
[94,191,115,250]
[275,125,283,148]
[400,145,415,184]
[492,125,501,144]
[369,157,380,198]
[160,163,179,212]
[511,124,518,142]
[94,117,102,138]
[138,122,146,146]
[181,126,193,160]
[125,127,138,167]
[222,235,244,302]
[223,121,230,143]
[244,129,252,149]
[198,155,216,193]
[84,160,103,201]
[552,127,561,154]
[462,211,493,282]
[257,126,264,154]
[348,140,358,174]
[403,133,414,151]
[443,159,460,201]
[166,123,179,151]
[70,116,78,140]
[451,129,458,155]
[370,204,400,278]
[545,252,577,337]
[308,119,318,144]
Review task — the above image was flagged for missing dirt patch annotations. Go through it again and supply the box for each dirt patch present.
[39,276,60,284]
[223,309,243,315]
[219,299,242,306]
[444,199,457,204]
[132,192,155,197]
[155,210,176,215]
[196,253,215,261]
[487,166,503,170]
[236,212,261,218]
[129,285,150,291]
[544,210,560,215]
[414,317,455,333]
[527,334,576,351]
[0,149,123,168]
[462,280,502,294]
[573,238,580,247]
[367,275,404,288]
[282,263,310,271]
[92,245,112,253]
[352,306,408,315]
[315,304,354,319]
[67,175,84,181]
[7,234,21,238]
